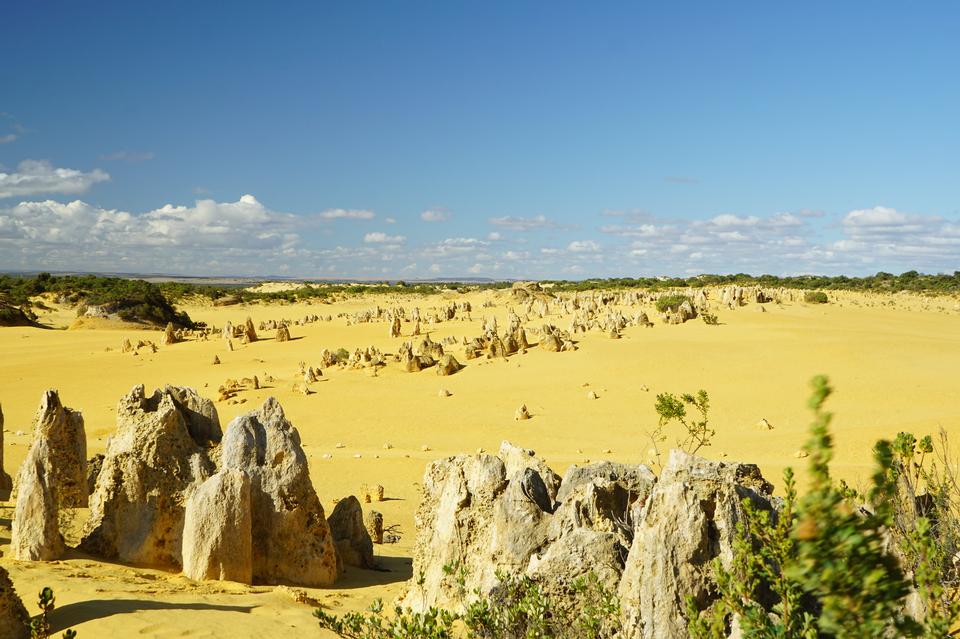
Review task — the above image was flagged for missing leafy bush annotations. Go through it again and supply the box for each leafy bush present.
[30,586,77,638]
[804,290,829,304]
[655,294,690,313]
[687,376,956,638]
[315,570,621,639]
[701,311,719,325]
[647,389,713,469]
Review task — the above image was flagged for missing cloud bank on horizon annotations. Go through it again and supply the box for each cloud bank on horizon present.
[0,163,956,279]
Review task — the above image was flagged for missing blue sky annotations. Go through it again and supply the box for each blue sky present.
[1,1,958,278]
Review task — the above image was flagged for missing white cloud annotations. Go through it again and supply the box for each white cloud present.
[421,208,450,222]
[488,214,560,231]
[363,231,406,244]
[320,208,375,220]
[0,134,16,145]
[385,217,396,224]
[429,263,441,273]
[568,240,600,253]
[0,160,109,199]
[487,231,502,241]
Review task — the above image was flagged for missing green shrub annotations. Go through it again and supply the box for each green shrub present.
[701,311,719,325]
[687,376,953,638]
[655,294,690,313]
[647,389,713,469]
[315,570,621,639]
[804,290,829,304]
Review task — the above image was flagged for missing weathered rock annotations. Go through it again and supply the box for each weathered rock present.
[618,450,775,638]
[400,454,509,610]
[220,398,340,586]
[539,333,562,352]
[80,385,216,567]
[182,469,253,583]
[243,317,258,342]
[0,566,29,639]
[366,510,384,544]
[163,385,222,445]
[121,338,133,353]
[327,496,375,569]
[498,441,561,502]
[275,325,291,342]
[514,404,531,420]
[11,438,64,561]
[162,322,178,345]
[0,404,11,499]
[436,353,462,376]
[86,453,105,496]
[31,390,87,507]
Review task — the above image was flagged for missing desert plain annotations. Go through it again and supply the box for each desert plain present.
[1,285,958,637]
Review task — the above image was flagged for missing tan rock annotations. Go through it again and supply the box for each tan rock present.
[182,469,253,583]
[11,439,64,561]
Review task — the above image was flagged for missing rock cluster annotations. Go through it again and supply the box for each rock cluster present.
[400,444,775,637]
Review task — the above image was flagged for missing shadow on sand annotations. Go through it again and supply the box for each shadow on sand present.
[50,599,257,632]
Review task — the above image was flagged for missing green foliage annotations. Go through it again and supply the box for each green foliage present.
[334,347,351,363]
[0,273,192,327]
[655,294,690,312]
[688,376,949,639]
[647,389,714,469]
[29,586,76,639]
[701,311,719,325]
[315,571,622,639]
[804,290,829,304]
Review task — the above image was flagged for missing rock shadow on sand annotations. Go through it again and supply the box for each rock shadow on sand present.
[50,599,256,632]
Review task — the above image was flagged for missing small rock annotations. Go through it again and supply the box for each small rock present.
[587,390,598,400]
[757,418,774,430]
[335,443,345,449]
[514,404,531,421]
[438,389,452,398]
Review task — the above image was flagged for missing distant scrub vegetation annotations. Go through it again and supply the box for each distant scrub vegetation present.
[0,273,192,328]
[0,269,957,329]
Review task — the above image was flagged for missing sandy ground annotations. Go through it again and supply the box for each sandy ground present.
[1,288,958,636]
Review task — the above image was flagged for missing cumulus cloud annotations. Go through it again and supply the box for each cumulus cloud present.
[421,208,450,222]
[568,240,600,253]
[320,208,375,220]
[488,214,560,231]
[363,231,406,244]
[0,160,109,199]
[0,134,16,145]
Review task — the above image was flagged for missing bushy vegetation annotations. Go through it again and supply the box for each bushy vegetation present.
[315,569,622,639]
[646,389,714,470]
[544,270,960,294]
[654,294,691,313]
[30,586,77,639]
[688,376,959,638]
[0,273,192,327]
[804,290,829,304]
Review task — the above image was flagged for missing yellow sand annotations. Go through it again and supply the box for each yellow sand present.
[1,289,958,636]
